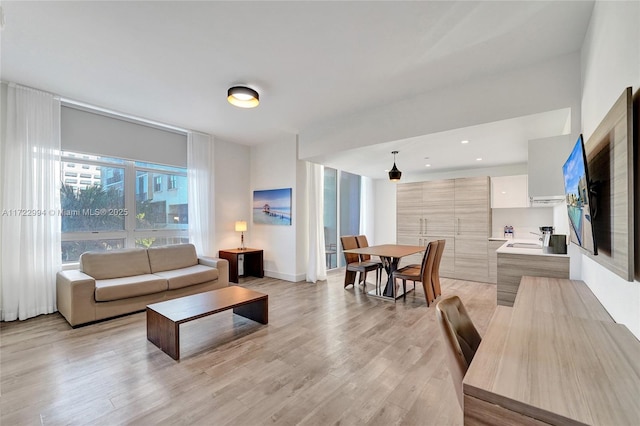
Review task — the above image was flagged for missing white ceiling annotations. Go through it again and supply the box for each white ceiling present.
[0,1,594,178]
[312,107,573,179]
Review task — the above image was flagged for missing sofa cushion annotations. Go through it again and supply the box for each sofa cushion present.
[147,244,198,273]
[95,274,168,302]
[81,248,151,280]
[153,265,219,290]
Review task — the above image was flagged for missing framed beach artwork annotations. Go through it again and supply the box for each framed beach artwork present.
[253,188,292,225]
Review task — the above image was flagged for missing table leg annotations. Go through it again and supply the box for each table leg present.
[234,297,269,324]
[382,257,401,298]
[147,308,180,360]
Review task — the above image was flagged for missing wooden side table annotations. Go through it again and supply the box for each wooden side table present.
[218,248,264,283]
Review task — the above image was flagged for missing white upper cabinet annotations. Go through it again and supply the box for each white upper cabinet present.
[491,175,529,208]
[528,135,575,198]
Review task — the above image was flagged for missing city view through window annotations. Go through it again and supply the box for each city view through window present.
[60,152,188,262]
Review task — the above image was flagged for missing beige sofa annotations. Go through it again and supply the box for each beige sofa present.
[56,243,229,327]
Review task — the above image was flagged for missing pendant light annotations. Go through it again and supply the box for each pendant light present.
[388,150,402,182]
[227,86,260,108]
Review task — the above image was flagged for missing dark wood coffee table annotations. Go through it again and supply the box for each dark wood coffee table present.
[146,286,268,360]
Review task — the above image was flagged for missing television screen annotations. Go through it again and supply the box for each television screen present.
[562,135,597,255]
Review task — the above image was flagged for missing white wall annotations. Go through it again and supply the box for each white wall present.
[250,136,305,282]
[213,139,251,254]
[491,208,554,240]
[579,0,640,337]
[373,179,397,245]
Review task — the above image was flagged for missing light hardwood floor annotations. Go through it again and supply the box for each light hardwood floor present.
[0,269,496,425]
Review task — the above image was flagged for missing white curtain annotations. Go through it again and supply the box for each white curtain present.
[1,83,61,321]
[187,131,215,256]
[306,162,327,283]
[359,176,375,242]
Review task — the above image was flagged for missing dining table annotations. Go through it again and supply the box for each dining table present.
[343,244,425,300]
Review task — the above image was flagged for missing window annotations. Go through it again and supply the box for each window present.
[136,168,187,230]
[168,175,177,190]
[60,151,188,263]
[323,167,362,269]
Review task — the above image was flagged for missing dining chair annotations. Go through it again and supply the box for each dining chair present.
[436,295,482,409]
[340,235,380,291]
[391,240,438,304]
[355,235,383,291]
[431,239,446,298]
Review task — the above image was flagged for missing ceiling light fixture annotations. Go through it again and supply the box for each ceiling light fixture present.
[388,151,402,182]
[227,86,259,108]
[461,140,469,144]
[476,157,483,161]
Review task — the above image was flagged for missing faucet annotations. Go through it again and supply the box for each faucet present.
[530,231,542,241]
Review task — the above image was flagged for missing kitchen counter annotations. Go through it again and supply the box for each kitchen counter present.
[496,239,569,257]
[496,239,570,306]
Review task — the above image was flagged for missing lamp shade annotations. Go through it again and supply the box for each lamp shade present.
[227,86,259,108]
[235,221,247,232]
[388,151,402,182]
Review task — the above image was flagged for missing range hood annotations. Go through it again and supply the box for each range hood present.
[529,195,565,207]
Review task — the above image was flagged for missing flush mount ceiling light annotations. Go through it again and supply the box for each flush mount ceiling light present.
[388,151,402,182]
[227,86,259,108]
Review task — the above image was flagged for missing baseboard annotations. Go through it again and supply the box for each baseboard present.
[264,270,306,282]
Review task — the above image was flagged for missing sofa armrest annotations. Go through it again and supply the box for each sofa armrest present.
[56,270,97,327]
[198,257,229,287]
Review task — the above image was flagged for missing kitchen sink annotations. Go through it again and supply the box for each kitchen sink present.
[506,243,542,249]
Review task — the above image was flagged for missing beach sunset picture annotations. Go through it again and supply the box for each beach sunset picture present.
[253,188,292,225]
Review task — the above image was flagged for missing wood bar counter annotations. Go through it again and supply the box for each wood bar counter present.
[463,276,640,425]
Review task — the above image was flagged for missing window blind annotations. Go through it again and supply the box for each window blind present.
[61,105,187,167]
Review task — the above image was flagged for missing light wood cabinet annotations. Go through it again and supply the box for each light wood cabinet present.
[422,179,455,236]
[487,240,505,284]
[396,182,425,266]
[453,177,490,282]
[497,252,570,306]
[396,176,490,282]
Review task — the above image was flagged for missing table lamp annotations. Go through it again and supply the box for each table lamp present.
[235,220,247,250]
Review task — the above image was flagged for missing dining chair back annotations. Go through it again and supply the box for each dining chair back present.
[340,235,379,290]
[391,240,438,304]
[340,235,359,264]
[355,235,372,261]
[436,295,482,409]
[419,240,439,304]
[431,239,446,298]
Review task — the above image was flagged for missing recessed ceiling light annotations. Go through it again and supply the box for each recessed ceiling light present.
[501,191,507,194]
[461,140,469,144]
[425,164,431,167]
[227,86,260,108]
[476,157,482,161]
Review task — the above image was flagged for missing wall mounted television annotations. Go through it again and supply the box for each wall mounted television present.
[562,134,597,255]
